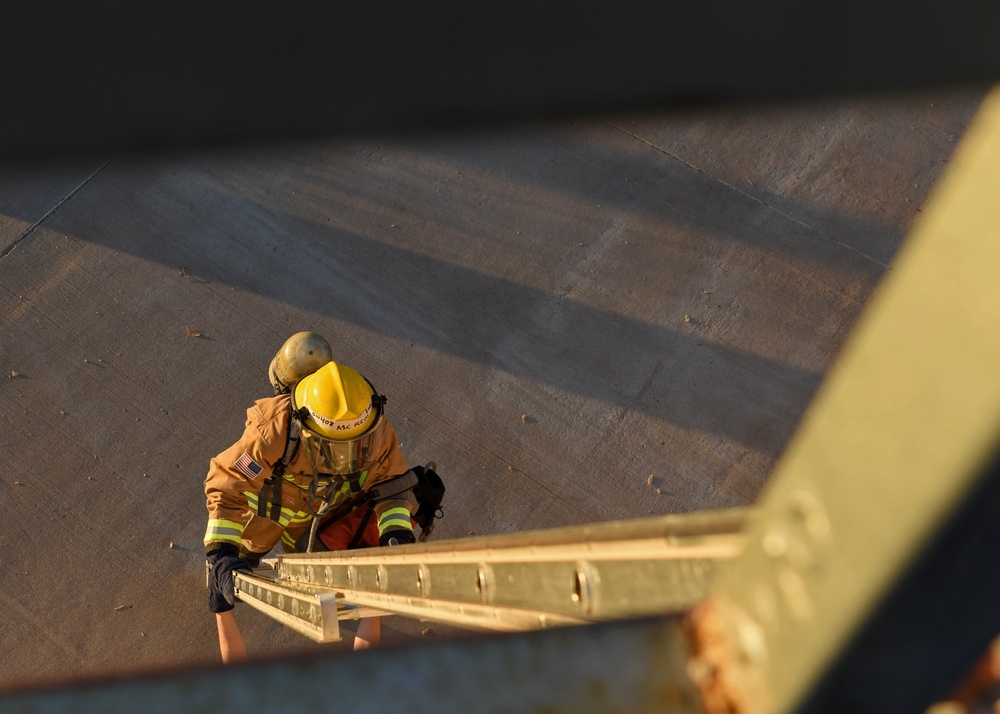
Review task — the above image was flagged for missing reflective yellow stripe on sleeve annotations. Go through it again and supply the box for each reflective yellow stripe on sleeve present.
[204,518,243,545]
[377,507,412,536]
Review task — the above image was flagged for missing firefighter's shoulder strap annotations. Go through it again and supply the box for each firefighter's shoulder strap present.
[257,412,301,521]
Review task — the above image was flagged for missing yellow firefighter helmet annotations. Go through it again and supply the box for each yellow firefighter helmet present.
[292,361,386,475]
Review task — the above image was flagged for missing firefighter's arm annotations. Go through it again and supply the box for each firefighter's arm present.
[204,399,287,615]
[374,489,419,546]
[204,401,287,553]
[365,420,418,546]
[216,611,248,664]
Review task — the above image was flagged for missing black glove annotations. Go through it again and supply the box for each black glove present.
[206,545,252,613]
[379,528,416,547]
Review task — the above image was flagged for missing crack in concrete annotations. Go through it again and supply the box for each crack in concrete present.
[604,121,889,270]
[0,158,114,261]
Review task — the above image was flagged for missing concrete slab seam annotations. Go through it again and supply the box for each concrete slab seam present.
[603,120,890,270]
[0,158,114,261]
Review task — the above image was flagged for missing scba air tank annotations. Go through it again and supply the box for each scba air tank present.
[268,332,333,395]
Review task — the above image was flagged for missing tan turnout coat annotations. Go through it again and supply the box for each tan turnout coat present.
[204,393,411,557]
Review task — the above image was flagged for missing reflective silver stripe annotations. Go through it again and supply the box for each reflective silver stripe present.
[209,526,243,537]
[205,518,244,544]
[378,507,412,535]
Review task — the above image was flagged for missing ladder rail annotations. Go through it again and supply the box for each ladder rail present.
[239,509,750,636]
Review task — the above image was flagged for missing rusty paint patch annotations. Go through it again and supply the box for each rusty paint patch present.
[682,601,747,714]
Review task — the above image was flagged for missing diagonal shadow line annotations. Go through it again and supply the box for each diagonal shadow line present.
[3,88,980,287]
[385,88,984,272]
[0,112,901,279]
[429,132,895,273]
[45,172,825,457]
[2,108,897,458]
[292,126,906,289]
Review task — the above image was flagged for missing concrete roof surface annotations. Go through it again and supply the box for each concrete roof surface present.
[0,85,987,689]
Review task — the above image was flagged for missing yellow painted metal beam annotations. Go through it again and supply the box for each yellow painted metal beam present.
[0,618,707,714]
[702,86,1000,712]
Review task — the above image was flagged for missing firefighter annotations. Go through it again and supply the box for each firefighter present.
[204,334,418,654]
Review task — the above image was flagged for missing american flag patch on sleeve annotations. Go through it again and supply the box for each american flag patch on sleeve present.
[235,452,264,480]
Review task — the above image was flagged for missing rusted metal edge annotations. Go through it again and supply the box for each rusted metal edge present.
[0,618,707,714]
